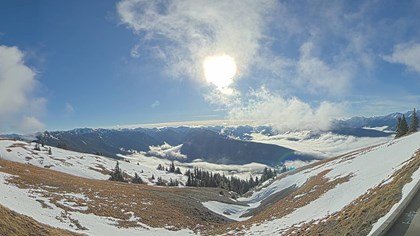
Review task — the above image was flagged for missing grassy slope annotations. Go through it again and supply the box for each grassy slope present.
[1,138,419,235]
[0,204,80,236]
[0,159,234,233]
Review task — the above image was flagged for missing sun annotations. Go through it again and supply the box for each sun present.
[203,54,237,89]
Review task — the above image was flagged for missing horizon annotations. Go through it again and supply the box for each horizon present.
[3,108,416,135]
[1,1,420,133]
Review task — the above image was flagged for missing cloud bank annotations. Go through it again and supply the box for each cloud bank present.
[0,45,45,133]
[227,87,345,132]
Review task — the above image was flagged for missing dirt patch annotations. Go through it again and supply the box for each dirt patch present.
[7,143,26,148]
[242,185,297,218]
[88,164,110,175]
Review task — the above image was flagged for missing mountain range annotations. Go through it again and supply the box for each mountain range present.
[4,110,417,167]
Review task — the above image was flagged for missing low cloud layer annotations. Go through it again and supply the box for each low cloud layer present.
[227,87,345,132]
[0,45,45,133]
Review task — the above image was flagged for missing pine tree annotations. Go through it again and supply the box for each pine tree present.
[395,115,409,138]
[156,177,166,186]
[396,117,402,138]
[132,172,144,184]
[109,161,125,182]
[169,161,176,173]
[401,115,409,135]
[410,108,418,133]
[186,174,192,186]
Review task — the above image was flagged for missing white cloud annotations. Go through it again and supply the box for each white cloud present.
[383,42,420,73]
[117,0,277,83]
[117,1,419,130]
[20,116,45,133]
[65,103,74,115]
[295,42,352,95]
[228,87,346,132]
[130,43,141,58]
[151,100,160,108]
[0,45,46,133]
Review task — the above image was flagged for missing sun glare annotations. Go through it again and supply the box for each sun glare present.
[203,54,237,89]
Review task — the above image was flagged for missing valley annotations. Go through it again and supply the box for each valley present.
[0,124,419,235]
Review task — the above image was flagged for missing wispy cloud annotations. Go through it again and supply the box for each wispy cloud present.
[383,42,420,74]
[117,0,276,83]
[116,0,420,131]
[0,45,46,133]
[65,102,74,115]
[295,42,353,95]
[151,100,160,108]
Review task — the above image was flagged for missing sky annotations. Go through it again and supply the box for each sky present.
[1,0,420,133]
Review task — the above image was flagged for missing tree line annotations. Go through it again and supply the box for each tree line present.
[109,161,285,195]
[396,108,418,138]
[185,167,279,195]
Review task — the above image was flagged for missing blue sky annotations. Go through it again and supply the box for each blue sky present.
[1,0,420,133]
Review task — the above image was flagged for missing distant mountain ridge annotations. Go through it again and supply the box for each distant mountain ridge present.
[35,127,317,166]
[332,111,416,131]
[4,110,416,166]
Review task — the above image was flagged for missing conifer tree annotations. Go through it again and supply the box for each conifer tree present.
[132,172,144,184]
[410,108,418,133]
[396,117,402,138]
[169,161,176,173]
[401,115,409,135]
[109,161,125,182]
[396,115,409,138]
[156,177,166,186]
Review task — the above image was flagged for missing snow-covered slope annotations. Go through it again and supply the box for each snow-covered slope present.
[202,132,420,235]
[1,131,419,235]
[0,140,187,185]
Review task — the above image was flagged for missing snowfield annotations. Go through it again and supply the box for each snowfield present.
[0,140,188,185]
[202,132,420,235]
[0,138,274,183]
[0,130,419,235]
[0,172,194,236]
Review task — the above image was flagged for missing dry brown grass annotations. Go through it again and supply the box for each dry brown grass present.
[207,169,353,235]
[281,150,420,236]
[0,140,417,236]
[0,159,233,234]
[0,203,81,236]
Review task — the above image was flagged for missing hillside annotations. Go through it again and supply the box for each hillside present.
[0,159,233,235]
[0,204,79,236]
[202,131,420,235]
[34,128,317,166]
[180,129,316,165]
[0,131,419,235]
